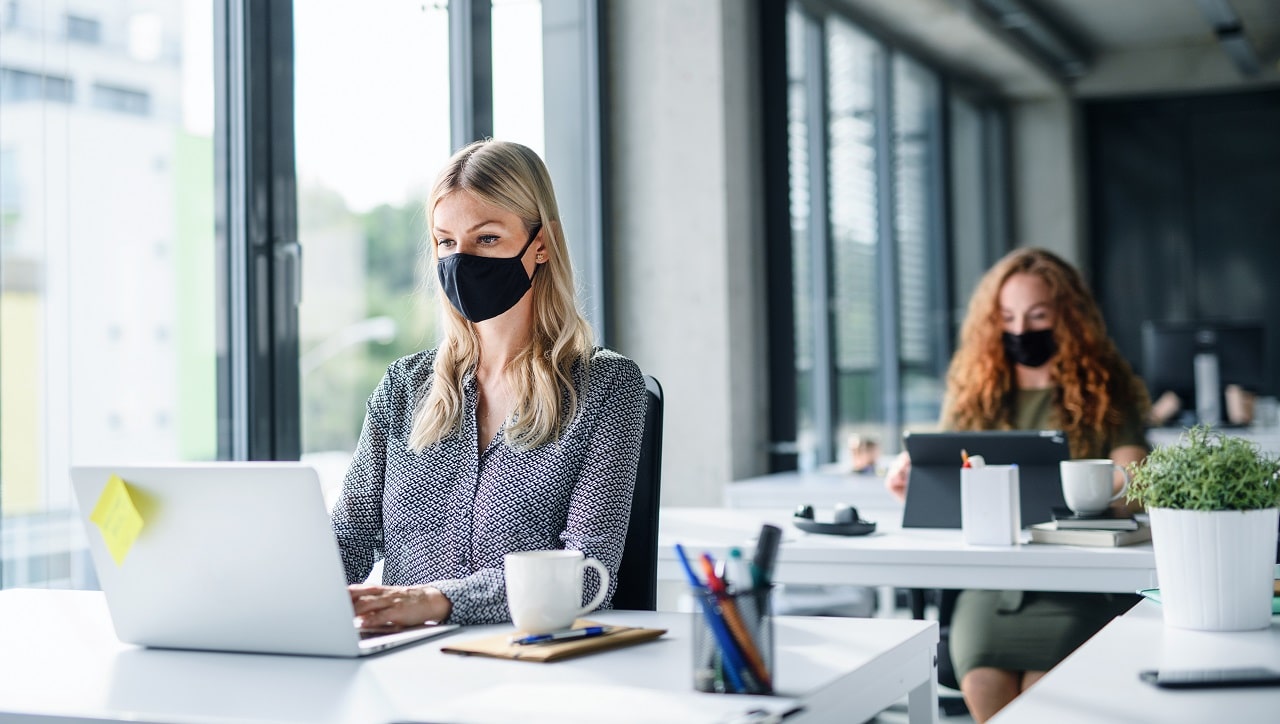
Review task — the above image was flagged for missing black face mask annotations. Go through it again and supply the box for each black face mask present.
[437,226,540,323]
[1002,329,1057,368]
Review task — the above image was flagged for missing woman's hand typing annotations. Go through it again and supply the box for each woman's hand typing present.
[349,584,452,631]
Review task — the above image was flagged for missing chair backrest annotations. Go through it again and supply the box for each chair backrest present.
[611,374,664,611]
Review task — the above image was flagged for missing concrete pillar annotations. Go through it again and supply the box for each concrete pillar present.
[605,0,768,506]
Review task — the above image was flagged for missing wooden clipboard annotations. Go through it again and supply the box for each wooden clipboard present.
[441,619,667,663]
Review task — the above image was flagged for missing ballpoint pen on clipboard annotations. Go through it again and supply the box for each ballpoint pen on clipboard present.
[510,626,610,646]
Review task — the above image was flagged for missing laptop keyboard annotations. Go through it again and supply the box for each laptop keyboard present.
[358,623,433,640]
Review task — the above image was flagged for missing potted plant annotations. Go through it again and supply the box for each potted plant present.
[1127,425,1280,631]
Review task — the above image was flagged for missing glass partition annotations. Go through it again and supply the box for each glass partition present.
[0,0,216,588]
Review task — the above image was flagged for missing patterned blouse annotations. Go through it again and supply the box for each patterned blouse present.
[330,347,647,625]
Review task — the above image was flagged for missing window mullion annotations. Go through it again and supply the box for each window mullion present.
[928,77,952,377]
[805,16,836,467]
[215,0,299,461]
[874,46,901,439]
[762,0,798,472]
[449,0,493,149]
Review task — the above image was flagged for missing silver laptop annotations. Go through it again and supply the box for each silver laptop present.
[70,462,458,657]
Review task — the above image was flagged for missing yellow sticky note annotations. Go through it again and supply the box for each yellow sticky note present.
[89,475,145,566]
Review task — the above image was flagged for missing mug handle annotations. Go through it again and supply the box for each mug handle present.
[1109,463,1131,503]
[575,557,611,618]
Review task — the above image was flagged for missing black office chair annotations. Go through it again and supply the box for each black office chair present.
[611,374,664,611]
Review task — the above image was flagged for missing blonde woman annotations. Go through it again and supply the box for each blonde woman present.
[332,140,646,627]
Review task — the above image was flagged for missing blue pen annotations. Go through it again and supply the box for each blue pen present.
[674,544,749,692]
[674,543,704,587]
[511,625,608,646]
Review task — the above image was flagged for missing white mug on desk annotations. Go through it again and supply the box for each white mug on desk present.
[1060,459,1130,515]
[505,550,610,634]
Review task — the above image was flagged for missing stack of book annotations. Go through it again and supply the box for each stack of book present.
[1028,507,1152,547]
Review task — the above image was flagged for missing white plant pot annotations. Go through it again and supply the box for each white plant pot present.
[1148,507,1279,631]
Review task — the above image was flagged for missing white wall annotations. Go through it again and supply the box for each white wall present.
[606,0,768,507]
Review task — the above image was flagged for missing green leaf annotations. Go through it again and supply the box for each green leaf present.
[1126,424,1280,511]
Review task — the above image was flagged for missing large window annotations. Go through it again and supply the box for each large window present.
[825,19,883,460]
[775,1,1006,469]
[2,0,602,590]
[293,1,452,503]
[491,0,545,154]
[0,0,217,588]
[892,55,948,429]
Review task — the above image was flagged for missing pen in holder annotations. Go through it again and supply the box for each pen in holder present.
[691,585,774,695]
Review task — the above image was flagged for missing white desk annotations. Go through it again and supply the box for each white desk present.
[992,599,1280,723]
[0,589,940,724]
[659,508,1158,593]
[724,470,902,514]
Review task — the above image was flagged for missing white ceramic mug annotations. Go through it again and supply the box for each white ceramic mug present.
[504,550,610,634]
[1059,459,1130,515]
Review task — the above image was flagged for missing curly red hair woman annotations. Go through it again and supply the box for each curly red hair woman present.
[885,247,1150,722]
[944,247,1150,459]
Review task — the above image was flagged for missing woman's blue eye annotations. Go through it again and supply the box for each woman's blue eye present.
[477,235,499,245]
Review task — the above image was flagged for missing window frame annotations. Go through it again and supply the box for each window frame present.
[215,0,300,461]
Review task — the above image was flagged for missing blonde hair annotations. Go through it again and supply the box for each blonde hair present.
[945,247,1149,457]
[409,140,594,452]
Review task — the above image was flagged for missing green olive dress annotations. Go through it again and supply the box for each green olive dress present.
[947,387,1147,680]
